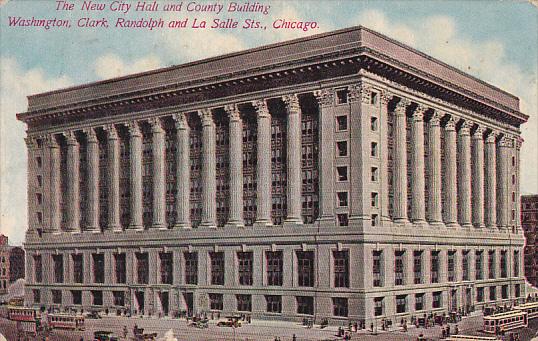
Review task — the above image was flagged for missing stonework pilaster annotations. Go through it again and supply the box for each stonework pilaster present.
[472,126,486,228]
[84,127,100,232]
[253,100,272,227]
[393,98,411,224]
[485,132,498,229]
[411,105,427,224]
[150,118,166,229]
[443,117,459,227]
[105,124,121,232]
[225,104,244,227]
[127,121,143,230]
[427,111,443,225]
[173,113,191,228]
[458,121,472,228]
[64,131,80,232]
[199,109,217,228]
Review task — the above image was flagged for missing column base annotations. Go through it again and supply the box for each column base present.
[473,223,486,229]
[428,221,446,228]
[225,221,245,228]
[253,220,272,228]
[412,219,428,227]
[315,215,335,227]
[283,217,303,227]
[173,223,191,229]
[199,221,217,228]
[461,223,473,229]
[126,225,144,231]
[445,222,460,228]
[85,227,101,233]
[151,224,167,230]
[393,218,410,226]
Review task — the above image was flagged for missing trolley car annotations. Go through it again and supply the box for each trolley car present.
[483,310,528,334]
[8,306,40,322]
[514,302,538,320]
[47,313,85,331]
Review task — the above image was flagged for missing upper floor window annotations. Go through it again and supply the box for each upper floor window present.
[336,88,348,105]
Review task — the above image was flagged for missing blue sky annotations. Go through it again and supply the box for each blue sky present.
[1,0,537,245]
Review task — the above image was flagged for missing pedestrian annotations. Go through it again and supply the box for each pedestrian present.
[447,324,451,337]
[455,324,459,335]
[292,334,297,341]
[123,325,128,338]
[442,327,446,339]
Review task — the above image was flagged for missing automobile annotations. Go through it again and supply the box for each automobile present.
[189,320,209,329]
[217,315,243,327]
[86,311,101,319]
[93,330,119,341]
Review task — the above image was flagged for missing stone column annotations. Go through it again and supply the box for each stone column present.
[380,91,392,224]
[443,117,459,227]
[253,100,272,227]
[427,112,443,225]
[485,132,497,229]
[411,105,426,224]
[48,134,61,233]
[84,128,100,232]
[150,118,166,229]
[173,113,190,228]
[314,89,335,225]
[283,94,303,226]
[472,126,485,228]
[515,138,523,231]
[393,98,410,224]
[199,109,217,228]
[498,135,512,230]
[458,121,472,228]
[65,131,80,232]
[128,122,144,230]
[105,125,121,232]
[225,104,244,227]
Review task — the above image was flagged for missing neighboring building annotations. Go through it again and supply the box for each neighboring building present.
[522,195,538,287]
[19,26,527,325]
[9,247,25,283]
[0,234,10,294]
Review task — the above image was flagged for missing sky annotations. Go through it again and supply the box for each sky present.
[0,0,537,245]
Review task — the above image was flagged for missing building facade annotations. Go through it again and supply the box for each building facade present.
[19,27,527,325]
[522,195,538,287]
[9,247,25,284]
[0,234,10,295]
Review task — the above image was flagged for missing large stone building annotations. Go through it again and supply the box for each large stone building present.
[9,247,25,284]
[522,195,538,287]
[19,27,527,325]
[0,234,9,295]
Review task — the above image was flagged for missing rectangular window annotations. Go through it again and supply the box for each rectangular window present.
[184,252,198,285]
[34,255,42,283]
[337,192,348,207]
[502,285,508,299]
[53,254,64,284]
[210,252,225,285]
[395,251,405,286]
[337,166,348,181]
[297,251,315,287]
[396,295,407,313]
[371,117,378,131]
[115,253,126,284]
[373,250,383,287]
[374,297,384,316]
[336,88,348,104]
[266,251,283,286]
[371,214,379,227]
[500,251,507,278]
[160,252,173,284]
[462,251,470,281]
[415,293,425,311]
[266,295,282,313]
[136,252,149,285]
[72,290,82,305]
[514,250,520,277]
[489,286,496,301]
[448,251,456,282]
[52,290,62,304]
[297,296,314,315]
[238,252,253,286]
[476,251,483,280]
[336,116,348,131]
[92,290,103,306]
[371,142,378,157]
[371,192,378,208]
[431,251,439,284]
[36,156,42,168]
[333,297,348,317]
[477,287,484,302]
[515,284,521,298]
[371,167,379,182]
[209,293,223,311]
[36,193,42,205]
[113,291,125,306]
[488,251,496,279]
[37,175,43,187]
[333,250,349,288]
[336,141,348,156]
[371,92,378,105]
[432,291,442,309]
[236,294,252,312]
[72,254,83,284]
[414,251,422,284]
[337,214,348,227]
[33,289,41,304]
[93,253,105,284]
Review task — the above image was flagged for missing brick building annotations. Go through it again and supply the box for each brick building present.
[522,195,538,287]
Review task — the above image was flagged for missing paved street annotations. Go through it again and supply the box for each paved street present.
[1,313,538,341]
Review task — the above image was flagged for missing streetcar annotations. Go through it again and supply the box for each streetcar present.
[47,313,85,330]
[8,306,40,322]
[483,310,528,334]
[514,301,538,320]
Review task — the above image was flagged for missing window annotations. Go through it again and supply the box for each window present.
[337,166,348,181]
[336,141,348,156]
[160,252,173,284]
[373,250,383,287]
[514,250,520,277]
[431,251,439,284]
[209,293,223,310]
[53,254,64,283]
[500,251,507,278]
[371,214,379,227]
[371,167,379,182]
[115,253,126,284]
[336,116,348,131]
[184,252,198,285]
[414,251,422,284]
[71,290,82,305]
[333,297,348,317]
[266,295,282,313]
[33,289,41,304]
[488,251,496,279]
[371,117,378,131]
[93,253,105,284]
[371,142,378,157]
[136,252,149,284]
[515,284,521,298]
[236,294,252,312]
[72,254,83,283]
[432,291,442,308]
[477,287,484,302]
[371,192,378,208]
[238,252,253,285]
[374,297,384,316]
[512,174,516,185]
[337,214,348,227]
[36,156,42,168]
[297,251,315,287]
[34,255,42,283]
[113,291,125,306]
[266,251,283,286]
[395,251,405,286]
[371,92,378,105]
[396,295,407,313]
[92,290,103,306]
[502,285,508,299]
[37,175,43,187]
[52,290,62,304]
[415,293,425,311]
[297,296,314,315]
[489,286,496,301]
[448,251,456,282]
[337,192,348,207]
[37,212,43,224]
[336,88,348,104]
[36,193,42,205]
[476,251,483,280]
[333,250,349,288]
[210,252,225,285]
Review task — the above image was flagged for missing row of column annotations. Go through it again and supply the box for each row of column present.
[44,95,307,233]
[389,95,516,230]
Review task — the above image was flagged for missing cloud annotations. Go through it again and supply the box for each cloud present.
[357,10,538,193]
[94,53,162,79]
[0,57,72,245]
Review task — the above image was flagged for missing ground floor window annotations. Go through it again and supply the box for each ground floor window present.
[92,290,103,306]
[266,295,282,313]
[209,293,223,311]
[489,286,496,301]
[396,295,407,313]
[477,287,484,302]
[432,291,442,309]
[71,290,82,305]
[236,294,251,312]
[515,284,521,298]
[374,297,384,316]
[502,285,509,299]
[52,290,62,305]
[332,297,348,317]
[297,296,314,315]
[415,293,424,311]
[33,289,41,304]
[113,291,125,306]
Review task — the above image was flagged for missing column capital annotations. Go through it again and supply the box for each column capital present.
[394,98,411,116]
[348,82,371,104]
[472,126,486,140]
[172,113,189,130]
[104,124,119,140]
[445,116,457,131]
[429,111,442,126]
[84,127,98,143]
[313,89,334,107]
[499,135,514,148]
[224,104,241,122]
[458,121,472,136]
[516,136,523,150]
[198,108,214,126]
[282,94,300,113]
[63,131,78,145]
[24,136,37,150]
[46,134,59,148]
[149,117,165,134]
[126,121,142,137]
[252,100,270,118]
[485,131,498,144]
[412,105,428,121]
[380,89,394,105]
